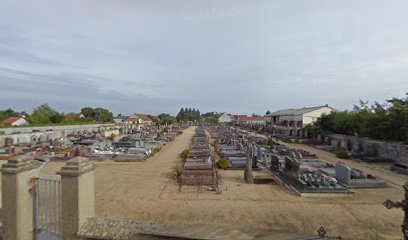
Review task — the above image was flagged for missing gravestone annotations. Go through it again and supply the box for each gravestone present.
[336,164,351,183]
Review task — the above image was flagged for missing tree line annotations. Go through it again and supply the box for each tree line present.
[0,104,114,126]
[1,104,222,127]
[176,108,201,122]
[175,108,220,123]
[306,94,408,143]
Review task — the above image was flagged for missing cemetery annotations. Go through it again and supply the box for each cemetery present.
[0,123,187,164]
[266,144,387,193]
[179,127,218,187]
[0,125,405,239]
[225,125,387,195]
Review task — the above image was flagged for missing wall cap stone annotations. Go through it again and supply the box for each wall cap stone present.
[1,157,41,174]
[57,156,94,176]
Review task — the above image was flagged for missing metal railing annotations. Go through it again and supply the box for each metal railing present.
[35,177,62,240]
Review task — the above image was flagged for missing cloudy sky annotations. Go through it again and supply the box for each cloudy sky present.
[0,0,407,115]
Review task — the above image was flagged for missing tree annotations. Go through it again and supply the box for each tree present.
[81,107,95,118]
[81,107,113,122]
[176,108,185,121]
[0,108,19,121]
[49,112,64,123]
[147,114,158,123]
[93,108,114,122]
[308,95,408,142]
[205,116,219,124]
[29,104,60,124]
[177,107,201,122]
[157,113,176,125]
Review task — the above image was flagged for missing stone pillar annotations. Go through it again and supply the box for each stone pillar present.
[244,144,253,183]
[1,158,41,240]
[57,157,95,240]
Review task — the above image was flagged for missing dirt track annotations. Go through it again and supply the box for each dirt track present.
[40,127,406,239]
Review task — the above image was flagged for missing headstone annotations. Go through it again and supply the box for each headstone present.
[336,164,351,183]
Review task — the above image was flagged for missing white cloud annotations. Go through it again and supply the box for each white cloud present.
[0,0,407,115]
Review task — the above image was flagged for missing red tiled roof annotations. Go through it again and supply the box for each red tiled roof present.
[136,114,152,121]
[126,114,152,122]
[1,116,24,126]
[238,116,264,121]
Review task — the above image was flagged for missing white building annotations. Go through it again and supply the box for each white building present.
[218,113,233,123]
[264,105,336,136]
[123,114,153,132]
[0,116,29,126]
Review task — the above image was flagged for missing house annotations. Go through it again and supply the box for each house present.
[124,114,153,131]
[264,105,336,136]
[1,116,29,126]
[230,115,246,123]
[218,113,233,123]
[126,114,153,125]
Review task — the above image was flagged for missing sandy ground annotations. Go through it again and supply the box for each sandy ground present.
[37,127,406,240]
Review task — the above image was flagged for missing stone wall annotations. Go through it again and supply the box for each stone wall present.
[328,134,408,162]
[0,124,115,147]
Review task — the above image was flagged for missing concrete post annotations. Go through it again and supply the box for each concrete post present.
[244,144,254,184]
[57,157,95,240]
[1,158,41,240]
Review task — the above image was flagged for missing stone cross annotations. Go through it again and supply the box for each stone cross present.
[384,181,408,240]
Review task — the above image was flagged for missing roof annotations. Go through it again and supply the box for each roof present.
[126,114,152,122]
[1,116,25,126]
[238,116,264,121]
[266,105,333,117]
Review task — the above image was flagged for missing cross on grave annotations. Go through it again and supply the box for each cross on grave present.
[384,181,408,240]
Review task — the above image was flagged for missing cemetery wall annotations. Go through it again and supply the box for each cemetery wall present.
[328,134,408,162]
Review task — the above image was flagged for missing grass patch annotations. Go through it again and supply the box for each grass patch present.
[334,150,350,159]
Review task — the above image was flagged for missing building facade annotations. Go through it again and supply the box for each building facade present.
[218,113,233,123]
[123,114,153,132]
[264,105,336,136]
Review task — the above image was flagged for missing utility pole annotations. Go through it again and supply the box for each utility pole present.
[384,181,408,240]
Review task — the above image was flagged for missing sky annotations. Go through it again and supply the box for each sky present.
[0,0,407,116]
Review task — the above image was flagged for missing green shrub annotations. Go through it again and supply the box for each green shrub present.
[172,167,181,177]
[181,149,189,160]
[217,159,229,170]
[162,127,169,134]
[335,150,350,159]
